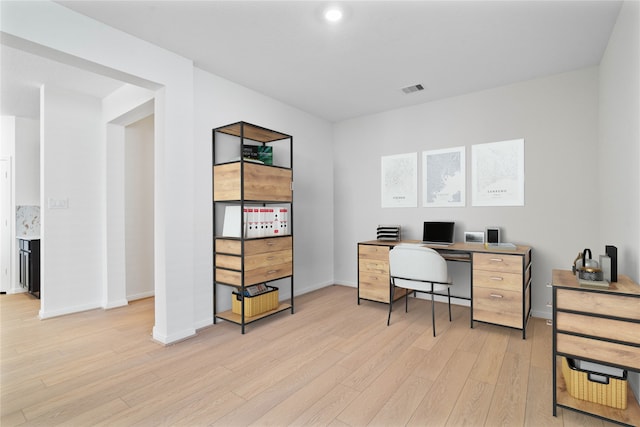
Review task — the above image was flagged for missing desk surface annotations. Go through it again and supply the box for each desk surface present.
[360,239,531,256]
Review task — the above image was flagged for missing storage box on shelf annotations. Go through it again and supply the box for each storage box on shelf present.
[232,286,279,318]
[212,121,294,334]
[552,269,640,425]
[561,357,628,410]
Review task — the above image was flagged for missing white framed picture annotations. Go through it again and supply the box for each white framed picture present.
[422,146,465,207]
[472,138,525,206]
[381,152,417,208]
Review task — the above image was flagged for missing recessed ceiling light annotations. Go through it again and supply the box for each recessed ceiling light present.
[324,8,343,23]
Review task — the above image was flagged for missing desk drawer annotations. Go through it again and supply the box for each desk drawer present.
[359,274,406,303]
[359,244,390,261]
[473,270,522,291]
[473,287,522,328]
[473,253,522,274]
[556,289,640,321]
[359,258,389,275]
[557,333,640,371]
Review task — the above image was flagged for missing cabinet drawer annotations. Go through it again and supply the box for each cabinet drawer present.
[216,261,292,287]
[473,287,522,328]
[473,270,522,291]
[557,312,640,345]
[359,277,406,303]
[216,236,292,256]
[557,333,640,371]
[214,162,292,202]
[359,258,389,275]
[359,244,390,261]
[473,253,522,274]
[216,249,292,272]
[556,289,640,321]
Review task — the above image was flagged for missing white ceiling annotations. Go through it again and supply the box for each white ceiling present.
[2,1,623,122]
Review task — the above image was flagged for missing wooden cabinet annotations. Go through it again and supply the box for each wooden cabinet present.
[212,122,294,333]
[472,251,532,336]
[18,237,40,299]
[358,242,407,303]
[552,269,640,425]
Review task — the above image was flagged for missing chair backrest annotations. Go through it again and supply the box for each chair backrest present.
[389,245,449,283]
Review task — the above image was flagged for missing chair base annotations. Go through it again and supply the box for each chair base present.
[387,283,452,337]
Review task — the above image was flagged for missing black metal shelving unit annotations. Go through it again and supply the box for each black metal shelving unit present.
[212,121,294,333]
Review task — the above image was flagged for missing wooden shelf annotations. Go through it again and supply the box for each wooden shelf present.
[555,357,640,426]
[215,303,292,325]
[215,121,290,143]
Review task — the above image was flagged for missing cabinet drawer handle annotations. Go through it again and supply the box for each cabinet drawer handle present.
[267,242,275,246]
[267,270,277,275]
[490,276,503,281]
[490,258,504,262]
[266,256,275,261]
[489,294,503,299]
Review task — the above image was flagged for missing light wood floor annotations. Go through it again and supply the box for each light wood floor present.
[1,285,619,426]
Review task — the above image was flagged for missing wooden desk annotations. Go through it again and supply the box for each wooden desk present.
[551,269,640,425]
[357,240,532,338]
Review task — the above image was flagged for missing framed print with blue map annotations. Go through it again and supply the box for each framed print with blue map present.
[422,146,466,207]
[471,138,524,206]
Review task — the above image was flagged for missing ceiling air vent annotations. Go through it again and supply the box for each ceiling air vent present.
[401,84,424,94]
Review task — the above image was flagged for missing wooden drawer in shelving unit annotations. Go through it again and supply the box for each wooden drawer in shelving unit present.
[213,162,292,201]
[555,287,640,371]
[215,237,293,287]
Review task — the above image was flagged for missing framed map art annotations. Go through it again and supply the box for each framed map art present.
[471,138,525,206]
[381,152,418,208]
[422,146,466,207]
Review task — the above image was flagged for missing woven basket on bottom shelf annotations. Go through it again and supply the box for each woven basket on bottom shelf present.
[232,286,279,317]
[562,357,627,409]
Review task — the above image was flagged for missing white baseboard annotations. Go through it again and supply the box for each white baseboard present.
[39,302,102,319]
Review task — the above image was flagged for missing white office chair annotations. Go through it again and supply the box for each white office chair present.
[387,245,453,337]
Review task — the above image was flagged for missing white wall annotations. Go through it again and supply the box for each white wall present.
[39,85,104,317]
[2,0,195,343]
[598,1,640,283]
[125,115,154,301]
[193,69,335,327]
[14,117,39,206]
[333,67,600,319]
[598,0,640,405]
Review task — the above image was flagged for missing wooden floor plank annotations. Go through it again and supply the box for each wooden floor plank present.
[1,286,615,427]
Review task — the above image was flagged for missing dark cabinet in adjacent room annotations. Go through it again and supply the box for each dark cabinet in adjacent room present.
[18,237,40,299]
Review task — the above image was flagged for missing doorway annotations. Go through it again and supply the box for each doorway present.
[124,115,154,300]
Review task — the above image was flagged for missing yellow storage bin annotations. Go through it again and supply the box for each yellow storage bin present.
[562,357,627,409]
[232,286,279,317]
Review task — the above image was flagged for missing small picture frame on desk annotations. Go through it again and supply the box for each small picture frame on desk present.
[464,231,485,244]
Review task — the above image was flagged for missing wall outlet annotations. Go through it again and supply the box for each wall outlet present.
[48,198,69,209]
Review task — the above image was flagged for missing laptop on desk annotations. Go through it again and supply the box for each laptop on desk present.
[422,221,455,247]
